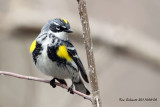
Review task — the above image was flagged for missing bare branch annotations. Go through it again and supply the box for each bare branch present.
[0,71,92,102]
[77,0,102,107]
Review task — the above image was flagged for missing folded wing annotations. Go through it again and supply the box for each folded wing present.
[65,41,89,83]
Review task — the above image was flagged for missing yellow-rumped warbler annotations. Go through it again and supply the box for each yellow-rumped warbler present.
[30,18,90,95]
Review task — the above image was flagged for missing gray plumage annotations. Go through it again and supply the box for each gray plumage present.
[31,18,90,95]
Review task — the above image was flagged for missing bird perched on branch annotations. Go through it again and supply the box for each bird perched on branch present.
[30,18,90,95]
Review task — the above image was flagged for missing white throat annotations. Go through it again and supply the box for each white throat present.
[54,32,68,40]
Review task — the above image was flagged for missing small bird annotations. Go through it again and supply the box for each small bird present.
[30,18,90,95]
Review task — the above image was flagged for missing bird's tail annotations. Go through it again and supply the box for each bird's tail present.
[74,79,90,95]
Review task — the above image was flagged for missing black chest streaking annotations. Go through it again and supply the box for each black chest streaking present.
[32,42,42,64]
[47,44,68,66]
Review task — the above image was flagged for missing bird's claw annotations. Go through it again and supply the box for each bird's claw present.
[50,79,56,88]
[68,87,74,94]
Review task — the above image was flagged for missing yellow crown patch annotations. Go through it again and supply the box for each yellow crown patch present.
[61,18,68,24]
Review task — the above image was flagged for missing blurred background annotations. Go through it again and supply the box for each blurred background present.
[0,0,160,107]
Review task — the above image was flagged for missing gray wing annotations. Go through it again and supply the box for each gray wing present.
[65,41,89,83]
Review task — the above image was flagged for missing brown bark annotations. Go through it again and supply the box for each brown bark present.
[77,0,102,107]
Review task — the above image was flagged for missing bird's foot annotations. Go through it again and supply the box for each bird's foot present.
[68,84,74,94]
[50,78,56,88]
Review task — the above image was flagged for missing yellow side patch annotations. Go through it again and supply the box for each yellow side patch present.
[57,45,72,62]
[30,40,36,53]
[61,18,68,24]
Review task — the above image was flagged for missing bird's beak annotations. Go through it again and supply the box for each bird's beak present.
[64,29,73,33]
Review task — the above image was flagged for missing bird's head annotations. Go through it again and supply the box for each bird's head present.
[41,18,72,40]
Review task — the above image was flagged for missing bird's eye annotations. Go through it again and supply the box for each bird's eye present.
[56,26,60,30]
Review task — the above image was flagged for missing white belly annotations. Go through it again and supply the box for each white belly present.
[35,49,78,80]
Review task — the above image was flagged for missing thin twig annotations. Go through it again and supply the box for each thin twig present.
[77,0,102,107]
[0,71,92,102]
